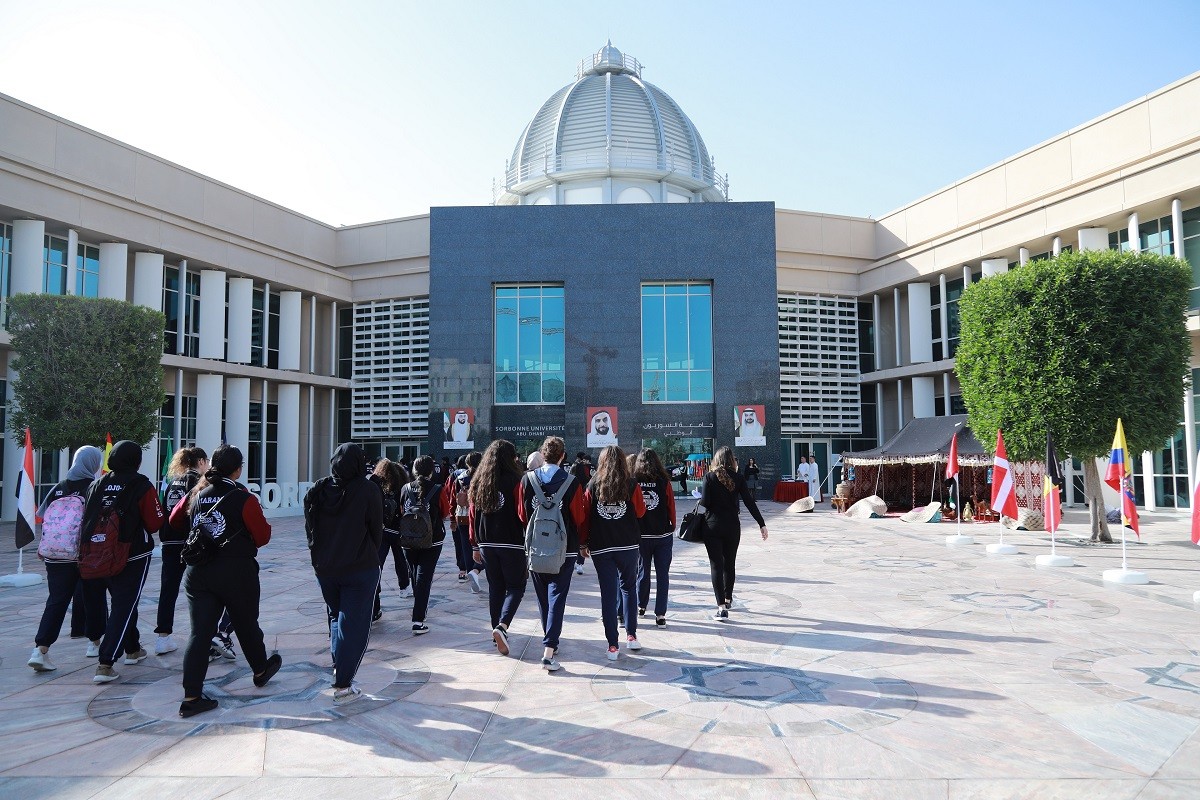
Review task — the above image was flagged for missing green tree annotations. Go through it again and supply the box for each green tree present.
[8,294,165,453]
[955,250,1190,539]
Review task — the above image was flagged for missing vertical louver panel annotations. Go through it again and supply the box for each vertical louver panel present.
[351,297,430,439]
[778,293,862,435]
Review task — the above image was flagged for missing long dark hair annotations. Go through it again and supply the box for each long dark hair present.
[372,459,404,493]
[709,446,737,491]
[593,445,632,504]
[186,444,242,512]
[411,455,434,491]
[634,448,670,485]
[469,440,522,513]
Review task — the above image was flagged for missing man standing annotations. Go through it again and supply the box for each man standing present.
[805,454,823,502]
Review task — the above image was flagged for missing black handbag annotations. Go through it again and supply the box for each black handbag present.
[677,504,706,543]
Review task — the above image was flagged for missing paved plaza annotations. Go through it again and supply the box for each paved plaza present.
[2,500,1199,799]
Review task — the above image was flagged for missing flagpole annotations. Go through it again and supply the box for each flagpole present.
[1102,419,1147,584]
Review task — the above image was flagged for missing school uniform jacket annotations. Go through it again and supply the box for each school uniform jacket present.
[517,465,588,557]
[168,477,272,558]
[398,477,452,547]
[581,477,647,556]
[468,471,524,554]
[636,477,676,539]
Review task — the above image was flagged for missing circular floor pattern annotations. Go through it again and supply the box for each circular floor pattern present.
[1053,646,1200,719]
[87,646,429,736]
[807,538,873,548]
[897,588,1119,619]
[592,657,916,738]
[824,554,979,572]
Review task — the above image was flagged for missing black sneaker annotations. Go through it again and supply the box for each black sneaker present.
[656,616,667,627]
[372,609,384,624]
[412,622,430,635]
[179,695,218,718]
[253,654,283,687]
[638,608,646,617]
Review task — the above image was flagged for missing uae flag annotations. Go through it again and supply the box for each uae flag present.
[1044,432,1064,533]
[990,429,1019,519]
[15,428,36,549]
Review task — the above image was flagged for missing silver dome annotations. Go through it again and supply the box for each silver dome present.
[498,44,727,204]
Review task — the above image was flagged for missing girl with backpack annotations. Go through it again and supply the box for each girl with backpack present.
[155,446,208,656]
[169,444,279,717]
[634,448,676,628]
[27,446,108,673]
[517,436,587,670]
[371,459,410,622]
[580,445,647,661]
[450,451,484,591]
[399,455,451,634]
[700,446,769,620]
[468,439,526,656]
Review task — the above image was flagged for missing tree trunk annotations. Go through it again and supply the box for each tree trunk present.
[1082,458,1113,542]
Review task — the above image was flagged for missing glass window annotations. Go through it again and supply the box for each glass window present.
[162,267,179,353]
[493,284,565,405]
[42,235,69,295]
[641,283,713,402]
[75,244,100,298]
[1,223,12,326]
[251,287,265,366]
[182,272,200,358]
[267,291,280,369]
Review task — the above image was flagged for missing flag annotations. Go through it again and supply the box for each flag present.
[1044,432,1064,533]
[946,432,959,480]
[101,432,113,474]
[15,428,36,549]
[1104,418,1140,538]
[991,429,1019,520]
[1191,448,1200,545]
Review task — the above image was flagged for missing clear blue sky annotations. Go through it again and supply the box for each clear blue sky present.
[2,0,1198,225]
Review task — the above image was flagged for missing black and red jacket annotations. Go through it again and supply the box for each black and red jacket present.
[636,477,676,538]
[581,477,647,556]
[168,477,271,559]
[81,441,164,563]
[469,471,524,553]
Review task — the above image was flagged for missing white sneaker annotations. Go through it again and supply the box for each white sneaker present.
[626,636,643,652]
[606,646,619,661]
[542,656,561,671]
[574,563,584,575]
[399,587,413,600]
[154,635,178,655]
[85,640,100,658]
[333,685,363,705]
[28,648,56,672]
[468,572,482,594]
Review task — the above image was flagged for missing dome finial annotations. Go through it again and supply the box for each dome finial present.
[578,42,640,78]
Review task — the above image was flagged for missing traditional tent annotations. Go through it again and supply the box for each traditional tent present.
[841,415,992,512]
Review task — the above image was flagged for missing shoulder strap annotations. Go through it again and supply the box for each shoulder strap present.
[529,475,549,505]
[549,473,574,503]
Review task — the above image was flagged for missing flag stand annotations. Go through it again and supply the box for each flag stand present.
[1102,518,1147,584]
[945,477,974,546]
[0,547,43,587]
[1103,434,1147,583]
[1035,499,1073,567]
[986,526,1018,554]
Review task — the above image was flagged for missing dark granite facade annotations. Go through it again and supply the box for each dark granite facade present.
[428,201,780,485]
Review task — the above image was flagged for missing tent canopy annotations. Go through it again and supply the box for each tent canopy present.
[842,414,990,467]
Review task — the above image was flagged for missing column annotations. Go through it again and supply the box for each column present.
[871,294,881,370]
[65,230,79,295]
[896,379,905,430]
[177,261,188,355]
[962,265,972,287]
[195,374,224,453]
[1019,247,1030,265]
[330,301,338,377]
[10,219,45,296]
[1172,199,1184,259]
[132,252,164,309]
[1052,236,1062,257]
[307,385,315,481]
[892,288,901,367]
[1078,228,1110,251]
[227,278,253,363]
[309,296,317,373]
[279,290,302,370]
[911,376,935,419]
[937,274,949,357]
[1184,383,1196,515]
[907,281,932,363]
[198,269,226,360]
[278,384,300,488]
[942,373,952,416]
[98,243,128,300]
[225,378,251,459]
[173,369,183,450]
[1127,212,1140,252]
[981,258,1008,278]
[875,384,884,447]
[1141,451,1157,511]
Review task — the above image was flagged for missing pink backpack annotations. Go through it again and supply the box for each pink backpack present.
[38,493,86,561]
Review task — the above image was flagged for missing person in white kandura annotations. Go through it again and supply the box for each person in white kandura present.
[805,454,823,502]
[736,407,764,440]
[449,411,471,442]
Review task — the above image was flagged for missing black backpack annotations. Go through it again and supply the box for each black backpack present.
[398,481,433,549]
[382,490,399,534]
[181,491,244,567]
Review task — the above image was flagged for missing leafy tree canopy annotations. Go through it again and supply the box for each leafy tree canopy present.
[956,249,1190,462]
[8,294,165,452]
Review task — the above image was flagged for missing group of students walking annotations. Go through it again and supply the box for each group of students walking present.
[27,433,768,712]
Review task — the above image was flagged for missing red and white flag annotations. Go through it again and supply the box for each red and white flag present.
[1191,448,1200,545]
[945,432,959,480]
[14,428,36,550]
[990,429,1019,520]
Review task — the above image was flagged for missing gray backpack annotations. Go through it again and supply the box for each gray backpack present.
[525,473,575,574]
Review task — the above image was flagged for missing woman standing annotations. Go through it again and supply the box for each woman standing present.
[304,443,384,704]
[450,452,484,592]
[700,446,768,620]
[372,459,410,622]
[581,445,646,660]
[155,446,208,655]
[744,457,761,499]
[399,456,451,634]
[517,436,587,670]
[27,446,108,673]
[171,445,280,718]
[634,448,676,627]
[468,439,526,656]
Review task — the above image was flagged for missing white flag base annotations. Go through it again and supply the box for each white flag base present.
[1193,590,1200,604]
[0,572,42,587]
[1102,568,1149,585]
[945,534,975,546]
[986,543,1019,555]
[1036,554,1074,567]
